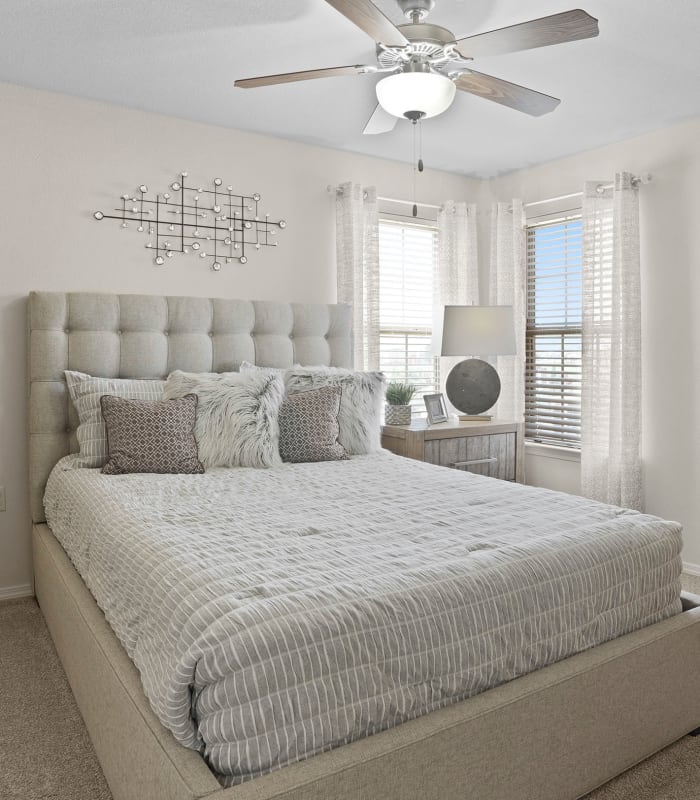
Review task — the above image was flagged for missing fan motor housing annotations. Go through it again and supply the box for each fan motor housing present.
[399,22,456,45]
[376,23,460,69]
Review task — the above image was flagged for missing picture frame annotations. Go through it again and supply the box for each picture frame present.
[423,393,448,424]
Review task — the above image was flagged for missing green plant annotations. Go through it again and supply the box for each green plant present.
[385,382,416,406]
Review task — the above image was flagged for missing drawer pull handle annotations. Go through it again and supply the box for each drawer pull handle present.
[452,457,498,467]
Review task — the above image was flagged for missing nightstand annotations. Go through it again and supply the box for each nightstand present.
[381,419,524,483]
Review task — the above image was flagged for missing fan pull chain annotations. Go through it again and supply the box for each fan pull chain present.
[418,118,424,173]
[412,119,418,217]
[410,118,424,218]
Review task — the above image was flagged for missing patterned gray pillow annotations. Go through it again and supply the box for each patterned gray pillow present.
[278,386,349,463]
[100,394,204,475]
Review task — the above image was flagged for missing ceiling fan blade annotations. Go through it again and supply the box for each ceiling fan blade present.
[324,0,409,46]
[363,103,398,135]
[455,9,599,59]
[455,71,560,116]
[235,64,374,89]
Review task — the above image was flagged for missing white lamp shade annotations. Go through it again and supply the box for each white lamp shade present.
[441,305,516,356]
[376,72,456,120]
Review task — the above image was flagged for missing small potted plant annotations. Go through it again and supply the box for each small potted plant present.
[385,382,416,426]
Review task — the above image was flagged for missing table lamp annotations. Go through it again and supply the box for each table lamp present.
[441,305,516,420]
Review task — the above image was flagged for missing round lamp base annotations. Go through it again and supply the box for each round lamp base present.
[445,358,501,415]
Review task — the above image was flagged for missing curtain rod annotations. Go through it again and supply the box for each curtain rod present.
[327,185,441,211]
[524,192,582,209]
[524,173,652,208]
[381,211,439,225]
[330,172,653,212]
[377,195,442,211]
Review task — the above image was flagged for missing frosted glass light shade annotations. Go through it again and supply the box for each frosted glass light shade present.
[376,72,456,120]
[441,305,516,356]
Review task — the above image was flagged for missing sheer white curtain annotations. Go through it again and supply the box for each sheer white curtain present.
[581,173,642,509]
[436,201,479,307]
[489,200,526,421]
[435,202,479,396]
[335,182,380,370]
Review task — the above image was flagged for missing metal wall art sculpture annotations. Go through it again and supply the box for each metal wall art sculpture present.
[94,173,286,270]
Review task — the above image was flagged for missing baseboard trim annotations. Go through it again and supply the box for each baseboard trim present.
[683,562,700,577]
[0,583,34,601]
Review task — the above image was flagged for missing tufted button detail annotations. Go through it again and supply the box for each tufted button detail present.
[64,328,70,334]
[208,332,214,338]
[164,331,169,337]
[65,427,71,434]
[117,330,122,335]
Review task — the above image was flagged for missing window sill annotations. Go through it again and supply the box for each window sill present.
[525,441,581,463]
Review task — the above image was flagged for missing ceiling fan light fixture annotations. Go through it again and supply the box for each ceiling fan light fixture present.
[376,71,456,120]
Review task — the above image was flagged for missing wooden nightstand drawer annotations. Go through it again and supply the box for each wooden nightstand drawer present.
[381,419,523,483]
[424,432,516,480]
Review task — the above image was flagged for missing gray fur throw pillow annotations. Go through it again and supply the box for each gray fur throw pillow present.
[284,367,385,455]
[278,386,348,463]
[100,394,203,475]
[163,370,284,468]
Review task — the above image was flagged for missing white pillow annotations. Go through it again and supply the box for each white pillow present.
[163,370,285,468]
[241,362,385,454]
[283,366,385,455]
[240,362,386,453]
[64,371,165,468]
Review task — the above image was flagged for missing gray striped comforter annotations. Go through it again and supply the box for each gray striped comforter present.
[43,453,682,785]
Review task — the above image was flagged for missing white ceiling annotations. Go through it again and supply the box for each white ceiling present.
[2,0,700,177]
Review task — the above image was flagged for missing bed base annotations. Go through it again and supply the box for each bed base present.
[33,522,700,800]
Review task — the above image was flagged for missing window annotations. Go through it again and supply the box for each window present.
[525,215,583,448]
[378,219,439,412]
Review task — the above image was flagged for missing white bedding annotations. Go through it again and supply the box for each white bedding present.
[43,453,682,785]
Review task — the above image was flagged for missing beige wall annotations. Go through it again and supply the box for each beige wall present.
[488,117,700,569]
[0,81,477,595]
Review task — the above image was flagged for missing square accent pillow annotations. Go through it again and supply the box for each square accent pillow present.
[100,394,204,475]
[278,386,348,463]
[65,371,165,468]
[283,367,385,455]
[163,370,285,469]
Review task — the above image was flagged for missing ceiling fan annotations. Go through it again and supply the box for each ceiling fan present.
[234,0,599,134]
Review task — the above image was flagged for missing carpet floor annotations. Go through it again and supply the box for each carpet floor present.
[0,598,111,800]
[2,576,700,800]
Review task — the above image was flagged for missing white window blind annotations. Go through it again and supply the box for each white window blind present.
[378,219,439,412]
[525,216,583,447]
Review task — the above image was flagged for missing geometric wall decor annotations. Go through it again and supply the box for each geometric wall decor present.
[94,173,286,270]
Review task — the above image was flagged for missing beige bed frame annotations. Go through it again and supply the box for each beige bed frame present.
[29,291,700,800]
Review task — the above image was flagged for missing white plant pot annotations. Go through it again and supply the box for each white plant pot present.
[385,404,412,426]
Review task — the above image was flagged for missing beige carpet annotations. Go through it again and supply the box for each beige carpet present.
[0,598,111,800]
[1,579,700,800]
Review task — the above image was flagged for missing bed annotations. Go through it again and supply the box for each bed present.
[28,290,700,800]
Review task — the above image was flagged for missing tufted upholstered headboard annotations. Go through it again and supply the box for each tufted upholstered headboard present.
[28,291,352,524]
